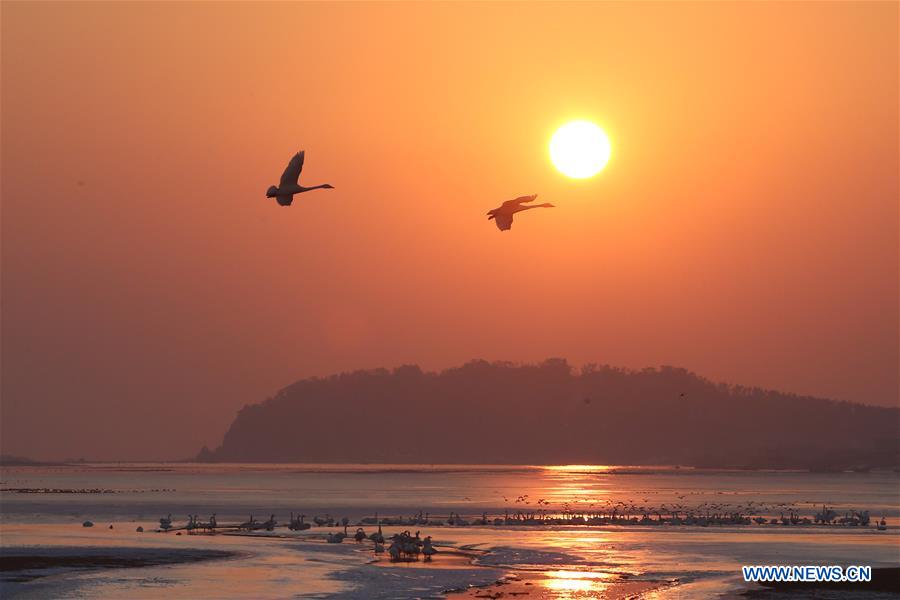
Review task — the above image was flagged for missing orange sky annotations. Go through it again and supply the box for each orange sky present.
[2,2,897,460]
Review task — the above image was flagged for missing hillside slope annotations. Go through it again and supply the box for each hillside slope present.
[201,360,899,469]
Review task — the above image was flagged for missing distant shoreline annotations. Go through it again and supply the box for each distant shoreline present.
[3,460,899,476]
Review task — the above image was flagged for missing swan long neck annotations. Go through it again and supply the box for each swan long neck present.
[302,184,332,192]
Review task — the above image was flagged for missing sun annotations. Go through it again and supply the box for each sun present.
[549,120,611,179]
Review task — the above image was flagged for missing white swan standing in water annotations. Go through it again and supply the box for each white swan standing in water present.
[260,514,277,531]
[289,512,311,531]
[326,530,345,543]
[369,523,385,543]
[487,194,554,231]
[266,150,334,206]
[422,535,437,560]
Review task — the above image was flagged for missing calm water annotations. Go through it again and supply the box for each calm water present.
[3,463,899,524]
[1,464,898,598]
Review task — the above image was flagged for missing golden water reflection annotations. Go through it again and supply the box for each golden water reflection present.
[537,466,616,511]
[543,570,615,596]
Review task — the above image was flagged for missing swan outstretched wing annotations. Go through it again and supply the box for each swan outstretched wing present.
[500,194,537,210]
[280,151,305,187]
[494,213,513,231]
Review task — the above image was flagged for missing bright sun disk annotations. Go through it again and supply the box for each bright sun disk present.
[550,120,611,178]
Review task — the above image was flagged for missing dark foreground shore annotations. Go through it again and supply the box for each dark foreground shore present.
[0,547,235,583]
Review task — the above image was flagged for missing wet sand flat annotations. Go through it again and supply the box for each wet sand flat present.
[368,546,488,570]
[367,545,673,599]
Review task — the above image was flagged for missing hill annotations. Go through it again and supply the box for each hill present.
[201,359,899,469]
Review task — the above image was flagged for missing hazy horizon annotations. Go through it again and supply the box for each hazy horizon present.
[2,2,898,462]
[5,357,893,464]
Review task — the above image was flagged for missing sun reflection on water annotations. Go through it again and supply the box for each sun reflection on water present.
[538,466,615,510]
[543,570,615,596]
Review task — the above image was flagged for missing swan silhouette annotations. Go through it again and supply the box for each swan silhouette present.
[266,150,334,206]
[487,194,554,231]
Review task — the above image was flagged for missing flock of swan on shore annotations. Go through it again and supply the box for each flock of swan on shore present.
[129,502,890,537]
[147,512,437,561]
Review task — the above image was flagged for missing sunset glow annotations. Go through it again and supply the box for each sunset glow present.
[1,3,897,597]
[2,2,896,463]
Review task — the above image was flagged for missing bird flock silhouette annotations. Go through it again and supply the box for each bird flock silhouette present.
[267,150,554,231]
